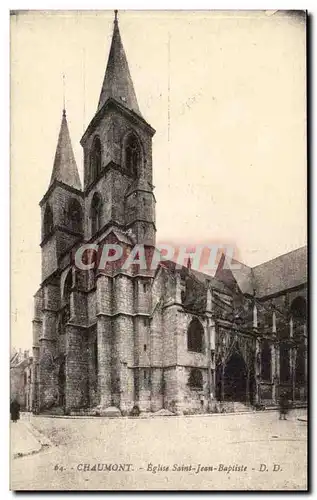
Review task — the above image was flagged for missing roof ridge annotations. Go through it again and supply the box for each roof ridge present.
[218,251,252,270]
[252,245,307,270]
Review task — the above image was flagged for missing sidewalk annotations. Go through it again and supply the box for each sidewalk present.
[10,420,50,459]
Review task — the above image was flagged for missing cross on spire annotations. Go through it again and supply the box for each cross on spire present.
[62,73,66,115]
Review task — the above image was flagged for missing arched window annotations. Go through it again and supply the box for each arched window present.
[90,136,102,182]
[90,192,102,235]
[187,318,204,353]
[44,204,53,238]
[290,297,307,324]
[261,340,271,381]
[188,368,203,390]
[60,270,72,334]
[68,199,83,233]
[125,134,141,177]
[63,270,73,304]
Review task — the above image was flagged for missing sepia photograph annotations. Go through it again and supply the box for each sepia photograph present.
[10,9,307,491]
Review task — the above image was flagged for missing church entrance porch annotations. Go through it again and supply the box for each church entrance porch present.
[223,352,248,402]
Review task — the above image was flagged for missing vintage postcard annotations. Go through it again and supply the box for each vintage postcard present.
[10,10,307,491]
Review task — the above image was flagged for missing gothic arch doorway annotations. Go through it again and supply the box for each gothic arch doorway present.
[224,351,247,402]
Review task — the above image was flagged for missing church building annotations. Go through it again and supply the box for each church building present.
[32,13,307,416]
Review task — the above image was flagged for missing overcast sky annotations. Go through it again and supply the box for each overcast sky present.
[11,10,306,349]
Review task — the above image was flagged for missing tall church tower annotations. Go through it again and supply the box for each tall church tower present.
[33,12,157,415]
[34,109,84,411]
[80,11,156,246]
[79,11,157,414]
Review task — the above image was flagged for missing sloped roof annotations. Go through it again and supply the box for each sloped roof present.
[252,246,307,298]
[50,110,82,190]
[97,226,134,245]
[97,16,142,117]
[190,267,232,295]
[215,246,307,298]
[159,260,232,312]
[215,253,254,295]
[160,260,231,295]
[10,351,32,368]
[231,259,255,296]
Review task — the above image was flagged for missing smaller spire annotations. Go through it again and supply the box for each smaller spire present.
[114,9,118,23]
[49,110,82,190]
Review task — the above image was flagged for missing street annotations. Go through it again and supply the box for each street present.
[10,409,307,491]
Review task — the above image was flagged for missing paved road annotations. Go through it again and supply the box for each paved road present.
[10,409,307,491]
[10,420,42,458]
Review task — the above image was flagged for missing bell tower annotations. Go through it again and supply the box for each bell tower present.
[38,108,83,410]
[79,12,157,414]
[40,109,83,282]
[80,11,156,246]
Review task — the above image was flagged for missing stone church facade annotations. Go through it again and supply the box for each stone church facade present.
[32,14,307,416]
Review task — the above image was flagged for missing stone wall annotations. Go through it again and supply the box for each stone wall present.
[65,325,89,410]
[97,315,112,408]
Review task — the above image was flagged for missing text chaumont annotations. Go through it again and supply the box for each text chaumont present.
[77,463,133,472]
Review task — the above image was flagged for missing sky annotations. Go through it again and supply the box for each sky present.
[10,10,306,350]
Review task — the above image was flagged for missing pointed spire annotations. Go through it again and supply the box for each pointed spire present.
[97,11,142,117]
[50,110,82,190]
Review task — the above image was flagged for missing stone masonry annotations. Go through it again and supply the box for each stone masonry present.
[32,13,307,416]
